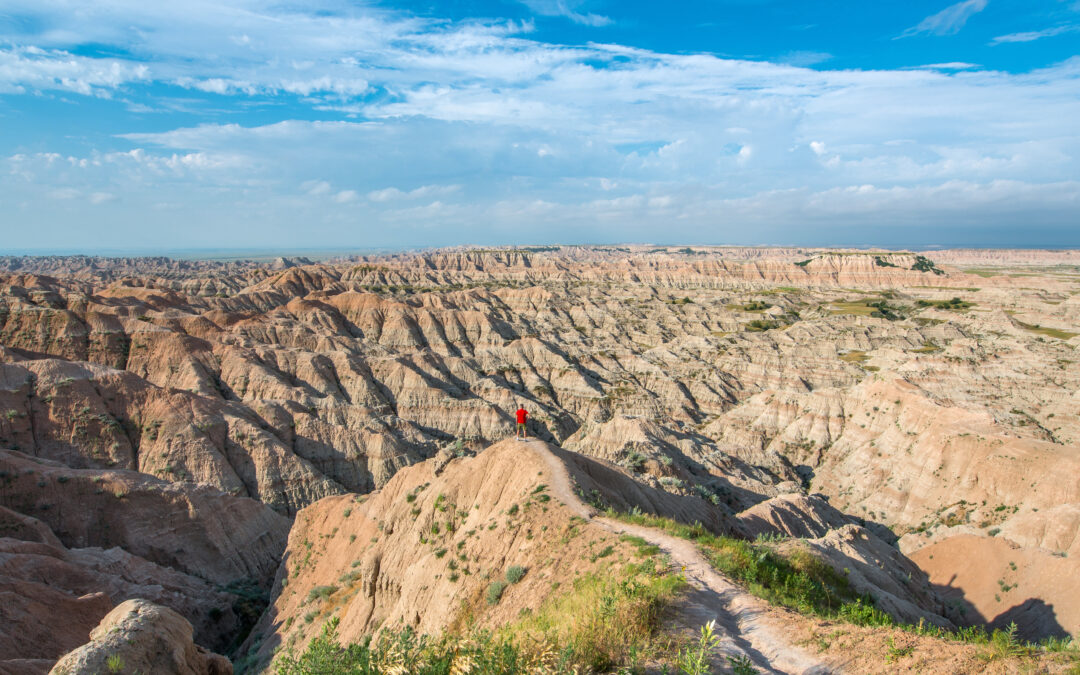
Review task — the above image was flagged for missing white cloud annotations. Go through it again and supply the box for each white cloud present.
[1,1,1078,248]
[0,45,148,95]
[302,180,332,195]
[48,188,81,200]
[899,0,988,38]
[908,62,980,70]
[367,184,461,202]
[517,0,612,26]
[991,25,1079,44]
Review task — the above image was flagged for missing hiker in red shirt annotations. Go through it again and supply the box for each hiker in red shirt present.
[515,405,528,439]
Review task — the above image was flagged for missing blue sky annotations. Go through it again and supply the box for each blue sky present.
[1,0,1078,251]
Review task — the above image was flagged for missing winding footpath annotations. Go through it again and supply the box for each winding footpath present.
[526,439,835,675]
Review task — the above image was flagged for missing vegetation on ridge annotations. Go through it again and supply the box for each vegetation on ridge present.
[276,556,688,674]
[603,509,1080,669]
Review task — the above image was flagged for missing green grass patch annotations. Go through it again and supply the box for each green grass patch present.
[911,342,942,354]
[829,301,880,317]
[602,509,1080,668]
[1013,320,1078,340]
[277,555,686,674]
[829,299,906,320]
[745,319,781,332]
[741,301,772,312]
[916,297,973,311]
[603,509,856,616]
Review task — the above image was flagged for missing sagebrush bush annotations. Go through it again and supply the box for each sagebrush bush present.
[486,579,508,605]
[505,565,526,584]
[306,585,337,603]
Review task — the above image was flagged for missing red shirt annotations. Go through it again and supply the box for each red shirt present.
[515,408,528,423]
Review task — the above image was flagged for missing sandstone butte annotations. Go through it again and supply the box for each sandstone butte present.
[0,246,1076,674]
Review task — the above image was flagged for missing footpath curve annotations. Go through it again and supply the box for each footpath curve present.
[525,439,834,675]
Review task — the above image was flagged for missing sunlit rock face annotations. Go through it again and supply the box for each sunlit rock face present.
[1,246,1077,669]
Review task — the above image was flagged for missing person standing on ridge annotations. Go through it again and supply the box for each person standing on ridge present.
[515,405,528,439]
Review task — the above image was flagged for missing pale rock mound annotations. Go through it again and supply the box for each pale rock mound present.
[564,415,786,510]
[49,600,231,675]
[736,493,853,539]
[784,524,955,628]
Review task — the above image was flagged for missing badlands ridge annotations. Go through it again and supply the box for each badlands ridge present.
[0,246,1077,673]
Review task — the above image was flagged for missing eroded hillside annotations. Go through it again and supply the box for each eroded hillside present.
[0,246,1077,673]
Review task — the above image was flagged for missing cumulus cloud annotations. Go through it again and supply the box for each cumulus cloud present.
[0,0,1078,248]
[899,0,988,38]
[0,45,148,95]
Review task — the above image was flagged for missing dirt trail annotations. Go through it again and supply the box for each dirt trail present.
[527,439,834,675]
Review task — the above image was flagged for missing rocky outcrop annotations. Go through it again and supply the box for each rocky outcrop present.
[785,525,955,628]
[736,493,853,539]
[48,600,231,675]
[242,440,650,670]
[0,449,289,586]
[0,245,1077,652]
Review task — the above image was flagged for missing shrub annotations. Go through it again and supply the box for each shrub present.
[838,598,893,627]
[505,565,526,584]
[105,654,124,673]
[306,585,337,603]
[486,579,508,605]
[981,622,1031,661]
[624,450,647,472]
[910,255,945,275]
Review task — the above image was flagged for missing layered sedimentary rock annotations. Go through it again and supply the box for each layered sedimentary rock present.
[48,599,231,675]
[0,246,1076,668]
